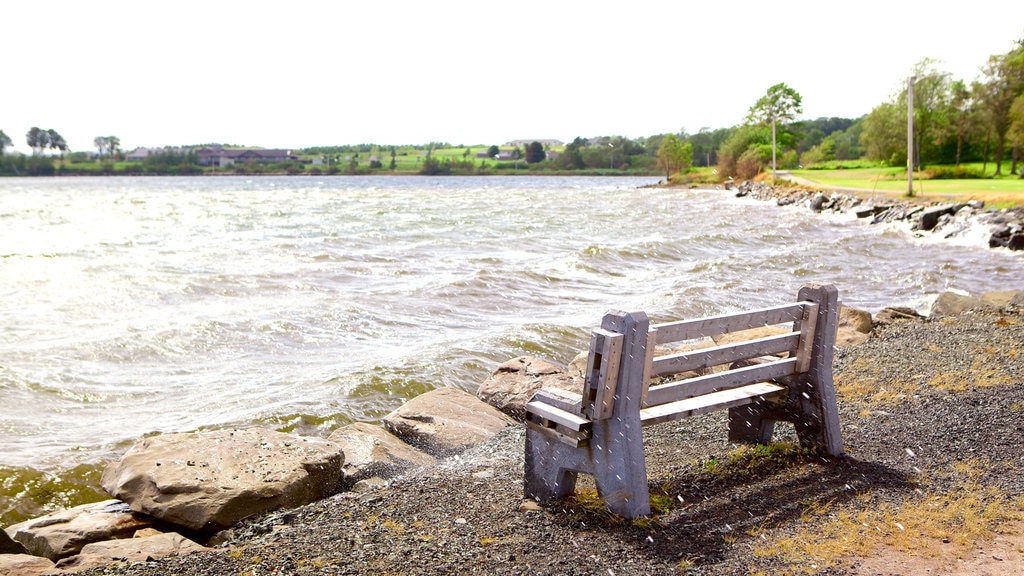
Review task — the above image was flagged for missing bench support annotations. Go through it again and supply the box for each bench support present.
[525,310,652,518]
[726,283,843,455]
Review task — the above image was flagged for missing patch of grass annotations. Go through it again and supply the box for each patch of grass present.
[754,462,1024,573]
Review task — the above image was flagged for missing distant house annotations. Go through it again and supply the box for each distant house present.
[476,150,521,161]
[504,139,564,148]
[197,145,299,167]
[125,148,152,161]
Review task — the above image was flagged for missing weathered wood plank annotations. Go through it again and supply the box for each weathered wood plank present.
[532,387,583,415]
[640,382,786,426]
[652,302,810,344]
[583,329,623,420]
[645,357,798,406]
[525,419,591,448]
[794,303,819,373]
[526,400,592,431]
[650,332,800,377]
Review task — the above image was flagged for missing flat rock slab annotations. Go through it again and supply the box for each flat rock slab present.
[0,554,55,576]
[477,356,581,420]
[53,532,207,573]
[4,499,151,561]
[101,428,344,532]
[328,422,436,484]
[383,387,514,457]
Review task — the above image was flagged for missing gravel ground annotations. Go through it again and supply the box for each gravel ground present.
[79,308,1024,576]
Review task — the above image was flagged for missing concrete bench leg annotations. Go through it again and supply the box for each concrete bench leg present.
[524,428,585,501]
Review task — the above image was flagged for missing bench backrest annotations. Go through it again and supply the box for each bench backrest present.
[582,282,839,422]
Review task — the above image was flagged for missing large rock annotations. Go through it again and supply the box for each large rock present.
[836,306,873,347]
[476,356,581,420]
[1,527,27,554]
[327,422,435,484]
[873,306,922,325]
[929,291,988,319]
[101,428,344,532]
[382,388,514,457]
[0,554,54,576]
[53,532,207,573]
[980,290,1021,309]
[4,500,151,561]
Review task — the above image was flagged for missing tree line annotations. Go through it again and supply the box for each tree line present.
[3,36,1022,179]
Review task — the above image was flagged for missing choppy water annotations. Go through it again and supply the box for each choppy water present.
[1,175,1020,521]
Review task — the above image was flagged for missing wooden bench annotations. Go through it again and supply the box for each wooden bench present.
[523,282,843,518]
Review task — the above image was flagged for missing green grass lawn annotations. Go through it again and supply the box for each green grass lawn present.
[788,164,1024,207]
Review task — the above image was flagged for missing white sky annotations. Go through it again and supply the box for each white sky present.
[3,1,1022,154]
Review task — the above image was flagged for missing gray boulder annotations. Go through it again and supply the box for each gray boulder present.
[476,356,581,420]
[53,532,207,573]
[4,499,151,561]
[981,290,1021,309]
[327,422,435,484]
[383,387,514,457]
[929,291,988,319]
[101,428,344,532]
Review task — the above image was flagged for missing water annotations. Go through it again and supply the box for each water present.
[1,175,1020,521]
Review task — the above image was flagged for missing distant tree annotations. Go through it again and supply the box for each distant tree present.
[860,102,906,166]
[104,136,120,158]
[655,133,692,178]
[525,141,545,163]
[555,137,586,170]
[47,129,68,158]
[0,130,12,156]
[1010,93,1024,176]
[977,40,1024,175]
[747,82,802,179]
[94,136,108,158]
[486,145,500,158]
[26,127,49,155]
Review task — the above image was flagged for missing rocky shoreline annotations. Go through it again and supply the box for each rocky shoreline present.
[727,179,1024,251]
[3,284,1023,575]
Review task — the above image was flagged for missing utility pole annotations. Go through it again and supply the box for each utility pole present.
[907,75,915,197]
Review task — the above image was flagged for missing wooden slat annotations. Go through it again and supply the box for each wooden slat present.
[526,400,592,431]
[650,332,800,377]
[532,387,583,415]
[640,327,657,408]
[652,302,811,344]
[582,329,623,420]
[640,382,786,426]
[645,357,798,406]
[793,303,819,373]
[525,419,591,448]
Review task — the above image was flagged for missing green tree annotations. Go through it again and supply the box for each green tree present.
[104,136,120,158]
[655,133,692,178]
[26,127,49,155]
[860,102,906,165]
[486,145,499,158]
[977,40,1024,175]
[94,136,108,158]
[747,82,803,180]
[47,129,68,158]
[0,130,12,156]
[524,141,545,163]
[1009,93,1024,176]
